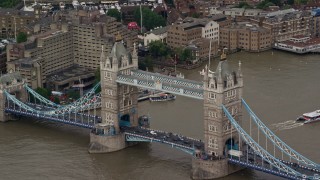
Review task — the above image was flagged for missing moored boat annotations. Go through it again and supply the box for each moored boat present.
[149,93,176,102]
[296,110,320,124]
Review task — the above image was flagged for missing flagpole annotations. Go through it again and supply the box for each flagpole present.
[140,5,143,34]
[208,39,212,71]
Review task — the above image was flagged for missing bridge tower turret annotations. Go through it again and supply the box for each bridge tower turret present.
[89,33,139,153]
[0,72,27,122]
[192,49,244,179]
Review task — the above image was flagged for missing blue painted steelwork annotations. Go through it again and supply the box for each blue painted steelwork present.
[223,105,320,180]
[125,132,195,155]
[222,105,303,178]
[5,109,94,129]
[24,85,60,107]
[116,73,204,99]
[242,99,320,169]
[228,159,300,180]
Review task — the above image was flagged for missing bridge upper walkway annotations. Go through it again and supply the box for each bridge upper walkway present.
[117,70,204,99]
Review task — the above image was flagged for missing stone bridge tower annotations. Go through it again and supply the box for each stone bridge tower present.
[192,50,244,179]
[89,33,139,153]
[0,72,27,122]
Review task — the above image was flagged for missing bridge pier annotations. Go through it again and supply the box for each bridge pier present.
[191,158,243,179]
[88,132,126,153]
[88,123,131,153]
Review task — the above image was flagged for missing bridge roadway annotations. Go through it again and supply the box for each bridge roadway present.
[121,126,205,154]
[230,149,320,180]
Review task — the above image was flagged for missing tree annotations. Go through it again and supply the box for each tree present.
[145,56,154,71]
[287,0,294,5]
[35,87,51,99]
[54,97,60,104]
[0,0,21,8]
[106,9,121,22]
[134,7,166,30]
[180,49,193,61]
[67,89,80,100]
[236,2,253,8]
[149,40,169,57]
[191,13,200,18]
[17,32,27,43]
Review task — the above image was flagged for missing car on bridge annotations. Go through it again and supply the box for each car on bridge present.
[150,130,157,135]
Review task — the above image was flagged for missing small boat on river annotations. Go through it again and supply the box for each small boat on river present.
[296,110,320,124]
[149,93,176,102]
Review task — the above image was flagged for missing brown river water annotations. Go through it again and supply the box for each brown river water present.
[0,50,319,180]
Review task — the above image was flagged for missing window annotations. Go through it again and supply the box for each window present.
[208,136,218,149]
[209,124,217,132]
[106,101,114,109]
[105,113,114,125]
[105,89,113,96]
[208,92,216,99]
[208,111,217,118]
[104,72,112,80]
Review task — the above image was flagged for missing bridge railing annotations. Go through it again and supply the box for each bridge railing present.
[242,99,320,169]
[222,105,302,178]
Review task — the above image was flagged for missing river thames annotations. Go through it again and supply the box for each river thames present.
[0,50,319,180]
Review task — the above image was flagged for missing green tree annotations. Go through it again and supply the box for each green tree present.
[106,9,121,22]
[149,40,169,57]
[67,89,80,100]
[35,87,51,99]
[54,97,60,104]
[191,13,200,18]
[0,0,21,8]
[287,0,294,5]
[236,2,253,8]
[283,4,291,9]
[134,7,166,30]
[180,49,193,61]
[17,32,27,43]
[145,56,154,71]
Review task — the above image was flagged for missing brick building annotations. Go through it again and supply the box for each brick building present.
[220,23,271,52]
[251,9,312,42]
[167,18,220,48]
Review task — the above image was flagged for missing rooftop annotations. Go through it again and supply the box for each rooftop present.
[47,65,95,83]
[279,37,320,48]
[0,8,34,17]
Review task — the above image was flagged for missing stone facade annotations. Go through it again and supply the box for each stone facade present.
[202,54,243,157]
[89,36,139,153]
[251,9,312,42]
[99,37,139,132]
[0,72,27,122]
[220,23,272,52]
[0,9,37,38]
[6,9,138,89]
[167,18,220,48]
[191,52,244,179]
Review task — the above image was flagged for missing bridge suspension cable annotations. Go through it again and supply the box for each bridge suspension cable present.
[242,99,320,169]
[5,89,101,116]
[222,105,303,178]
[24,85,60,107]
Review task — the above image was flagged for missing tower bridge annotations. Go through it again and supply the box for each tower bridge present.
[0,38,319,179]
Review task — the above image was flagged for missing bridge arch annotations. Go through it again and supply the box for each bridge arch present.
[120,114,131,127]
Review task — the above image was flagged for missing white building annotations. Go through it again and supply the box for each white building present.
[144,26,168,47]
[202,20,219,42]
[274,36,320,54]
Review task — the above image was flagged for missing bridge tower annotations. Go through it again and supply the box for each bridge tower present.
[0,72,27,122]
[192,50,244,179]
[89,33,139,153]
